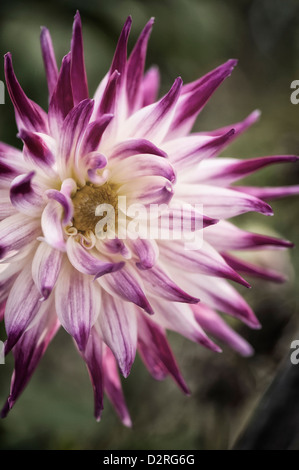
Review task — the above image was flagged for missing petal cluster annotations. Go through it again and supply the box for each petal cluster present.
[0,12,298,424]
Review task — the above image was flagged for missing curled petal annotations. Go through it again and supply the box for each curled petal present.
[110,154,176,183]
[46,189,73,225]
[41,201,66,251]
[129,238,159,270]
[110,138,167,160]
[79,114,113,155]
[67,236,124,278]
[10,172,45,216]
[119,176,174,206]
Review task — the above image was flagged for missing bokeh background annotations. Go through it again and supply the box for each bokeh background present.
[0,0,299,450]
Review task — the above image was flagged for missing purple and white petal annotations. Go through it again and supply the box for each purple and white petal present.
[71,11,89,106]
[97,291,137,377]
[0,213,40,260]
[41,200,66,251]
[55,260,100,351]
[32,241,63,300]
[103,346,132,427]
[141,66,160,107]
[40,27,59,98]
[10,172,45,216]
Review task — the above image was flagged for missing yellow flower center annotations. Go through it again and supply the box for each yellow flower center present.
[72,182,118,232]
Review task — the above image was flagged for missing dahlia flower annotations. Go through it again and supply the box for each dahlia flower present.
[0,13,298,425]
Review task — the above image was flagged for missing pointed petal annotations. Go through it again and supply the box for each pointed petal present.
[32,241,63,300]
[192,155,299,186]
[80,327,104,421]
[110,16,132,79]
[55,261,100,351]
[79,114,113,155]
[71,11,89,105]
[98,292,137,377]
[4,53,48,133]
[122,77,182,144]
[98,265,154,314]
[139,264,200,303]
[4,265,44,353]
[18,129,55,172]
[126,18,154,113]
[159,240,250,287]
[137,313,190,394]
[233,185,299,201]
[1,301,59,418]
[222,252,287,283]
[48,53,74,138]
[205,220,293,251]
[141,66,160,107]
[168,59,237,138]
[40,27,59,97]
[175,184,273,218]
[192,303,253,357]
[103,346,132,427]
[150,297,221,352]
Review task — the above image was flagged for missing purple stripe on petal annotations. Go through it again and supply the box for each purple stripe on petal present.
[57,98,94,177]
[126,18,154,113]
[130,238,158,270]
[120,176,174,206]
[55,261,100,351]
[192,303,253,357]
[98,266,154,315]
[32,241,63,300]
[80,327,104,421]
[123,77,183,144]
[109,16,132,79]
[150,297,222,352]
[46,189,73,225]
[40,27,59,98]
[205,220,293,251]
[80,114,113,155]
[18,129,55,171]
[168,59,237,138]
[159,240,250,288]
[48,53,74,137]
[4,265,44,353]
[110,138,167,160]
[98,70,120,115]
[71,11,89,105]
[4,53,48,133]
[103,346,132,427]
[139,264,200,304]
[0,213,40,260]
[1,301,59,418]
[222,252,287,284]
[234,185,299,201]
[141,66,160,107]
[111,154,176,183]
[175,184,273,218]
[138,314,190,394]
[67,236,124,278]
[195,155,298,186]
[41,201,66,251]
[10,172,45,216]
[98,292,137,377]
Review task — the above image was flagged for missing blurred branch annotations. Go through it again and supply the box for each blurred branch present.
[233,356,299,450]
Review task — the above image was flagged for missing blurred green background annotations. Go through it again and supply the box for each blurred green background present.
[0,0,298,450]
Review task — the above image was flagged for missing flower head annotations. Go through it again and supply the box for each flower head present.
[0,13,298,425]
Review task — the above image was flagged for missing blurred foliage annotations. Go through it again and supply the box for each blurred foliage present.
[0,0,299,450]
